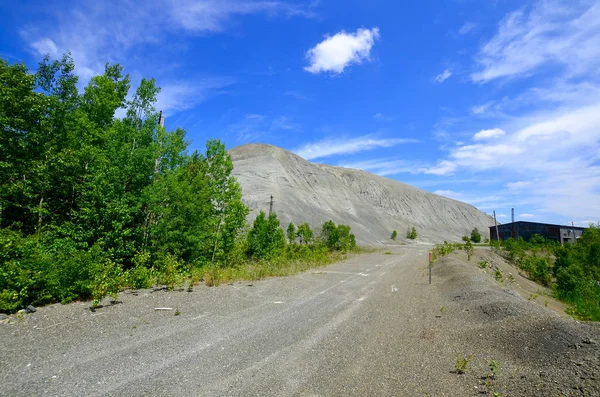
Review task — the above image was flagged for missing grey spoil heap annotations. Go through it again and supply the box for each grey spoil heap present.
[229,144,493,245]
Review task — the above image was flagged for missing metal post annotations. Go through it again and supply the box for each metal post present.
[571,221,576,244]
[428,252,432,285]
[269,195,273,216]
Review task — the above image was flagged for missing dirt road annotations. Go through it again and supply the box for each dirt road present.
[1,246,599,396]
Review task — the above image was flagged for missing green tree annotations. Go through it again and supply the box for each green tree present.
[296,223,313,244]
[321,220,339,250]
[247,211,285,259]
[287,222,296,244]
[470,228,481,243]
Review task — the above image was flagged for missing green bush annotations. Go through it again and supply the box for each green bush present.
[406,226,417,240]
[391,230,397,240]
[470,228,481,243]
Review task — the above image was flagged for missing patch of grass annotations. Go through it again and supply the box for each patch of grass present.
[454,353,472,374]
[478,260,489,269]
[528,293,539,301]
[494,268,504,282]
[384,251,392,255]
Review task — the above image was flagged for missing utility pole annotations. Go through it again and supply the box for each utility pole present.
[511,208,515,239]
[269,195,274,216]
[493,210,499,242]
[571,221,576,244]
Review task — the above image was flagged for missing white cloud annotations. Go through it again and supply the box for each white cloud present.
[505,181,531,189]
[458,22,477,35]
[422,160,457,176]
[434,189,463,199]
[340,158,423,176]
[434,69,452,83]
[304,27,380,74]
[472,2,600,82]
[519,213,535,218]
[169,0,315,33]
[156,78,233,116]
[294,135,417,160]
[30,37,59,57]
[19,1,313,92]
[470,101,495,115]
[473,128,505,141]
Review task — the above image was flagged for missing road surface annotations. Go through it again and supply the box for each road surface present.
[1,246,599,396]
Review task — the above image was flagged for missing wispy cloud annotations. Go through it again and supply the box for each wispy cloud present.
[231,113,300,143]
[458,22,477,35]
[284,90,312,100]
[304,27,380,74]
[519,213,535,219]
[294,135,417,160]
[472,2,600,83]
[18,0,314,108]
[473,128,505,141]
[434,69,452,83]
[157,78,234,116]
[340,158,423,176]
[169,0,316,33]
[421,160,457,176]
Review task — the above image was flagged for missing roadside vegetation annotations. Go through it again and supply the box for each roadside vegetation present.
[493,227,600,321]
[432,227,600,321]
[0,54,358,313]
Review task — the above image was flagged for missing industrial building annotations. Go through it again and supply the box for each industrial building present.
[489,221,586,244]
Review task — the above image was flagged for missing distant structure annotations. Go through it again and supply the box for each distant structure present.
[489,221,586,244]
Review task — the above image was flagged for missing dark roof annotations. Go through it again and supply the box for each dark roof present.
[489,221,587,231]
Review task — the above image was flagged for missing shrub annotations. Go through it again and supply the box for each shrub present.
[462,235,470,242]
[391,230,397,240]
[286,222,296,244]
[470,228,481,243]
[406,226,417,240]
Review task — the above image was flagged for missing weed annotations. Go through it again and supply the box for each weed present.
[506,272,515,283]
[478,260,489,269]
[528,293,539,301]
[384,251,392,255]
[488,360,499,374]
[494,268,504,282]
[440,305,445,313]
[544,300,549,307]
[454,353,472,374]
[175,308,180,316]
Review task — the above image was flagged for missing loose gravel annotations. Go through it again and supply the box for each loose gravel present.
[1,246,598,396]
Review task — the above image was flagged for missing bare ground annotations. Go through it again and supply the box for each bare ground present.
[1,246,599,396]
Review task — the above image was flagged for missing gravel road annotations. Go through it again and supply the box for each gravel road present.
[1,246,599,396]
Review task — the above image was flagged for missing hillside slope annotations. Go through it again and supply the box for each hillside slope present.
[229,144,493,244]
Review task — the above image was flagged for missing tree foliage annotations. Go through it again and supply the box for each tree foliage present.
[470,228,481,243]
[0,54,248,312]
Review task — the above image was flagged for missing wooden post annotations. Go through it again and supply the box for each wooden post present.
[493,210,499,242]
[429,252,432,285]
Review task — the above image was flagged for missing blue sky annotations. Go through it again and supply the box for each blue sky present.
[2,0,599,226]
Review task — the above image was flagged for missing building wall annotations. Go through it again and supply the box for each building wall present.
[489,222,585,244]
